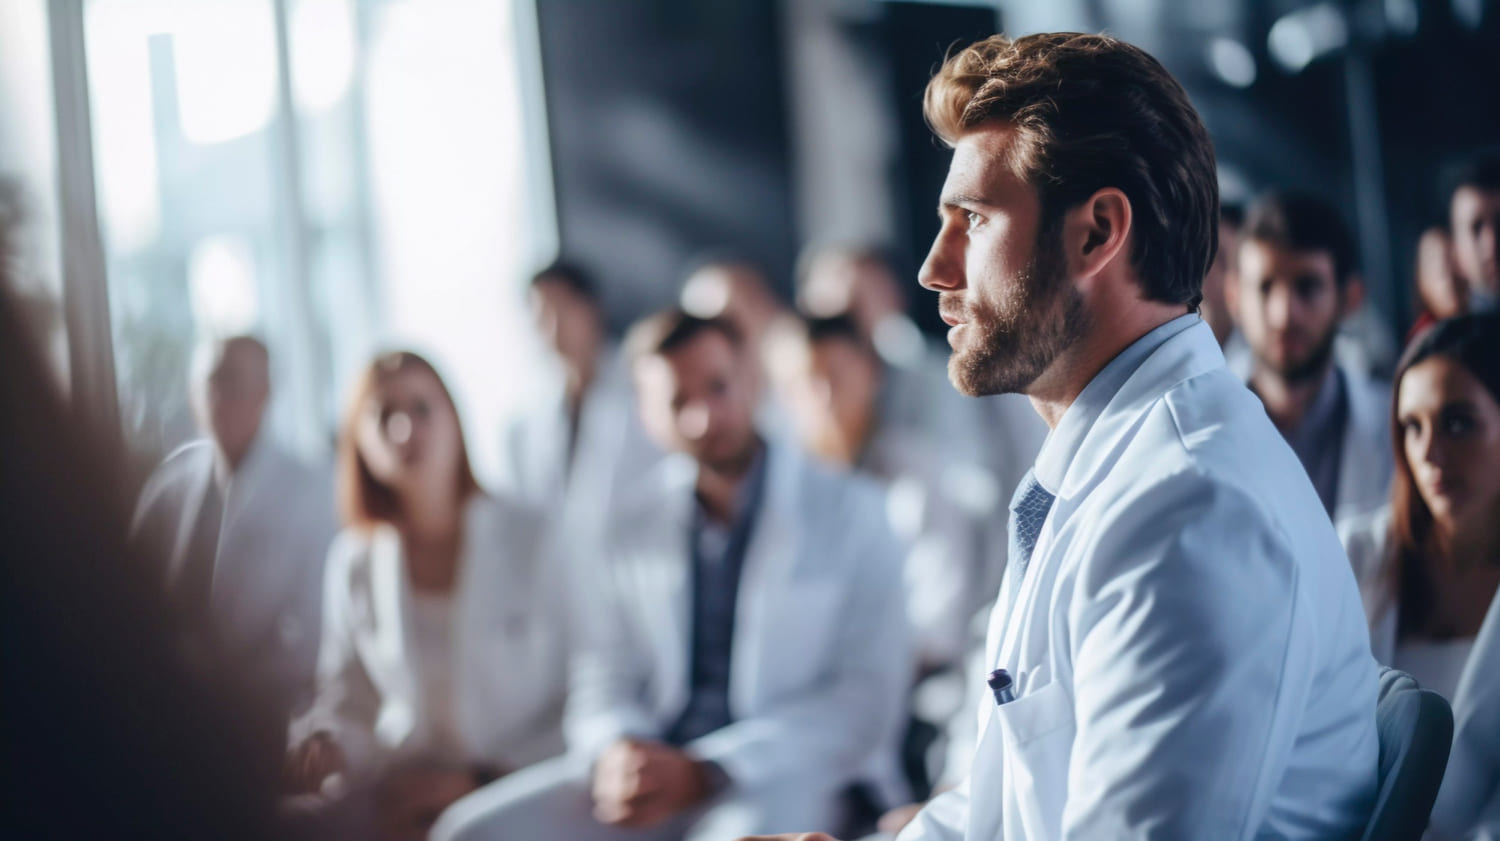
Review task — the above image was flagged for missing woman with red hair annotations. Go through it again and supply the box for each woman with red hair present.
[286,351,572,841]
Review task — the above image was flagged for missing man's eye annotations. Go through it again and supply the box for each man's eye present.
[966,211,984,230]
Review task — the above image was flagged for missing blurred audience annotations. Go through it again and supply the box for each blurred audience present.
[1448,152,1500,312]
[434,310,909,841]
[1411,226,1466,338]
[795,245,975,447]
[1227,190,1394,536]
[771,314,981,672]
[1200,203,1244,349]
[131,335,336,721]
[287,351,571,841]
[498,262,660,554]
[680,259,791,428]
[1341,313,1500,840]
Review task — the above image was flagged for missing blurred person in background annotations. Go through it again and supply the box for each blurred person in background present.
[795,244,977,447]
[498,262,660,556]
[1199,202,1243,349]
[1342,312,1500,841]
[1411,226,1466,339]
[1227,190,1394,537]
[770,313,998,825]
[1448,151,1500,312]
[286,351,571,841]
[131,334,337,722]
[2,208,281,841]
[771,313,983,673]
[435,310,910,841]
[794,243,1045,639]
[680,258,791,431]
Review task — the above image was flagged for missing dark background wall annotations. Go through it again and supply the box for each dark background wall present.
[535,0,798,332]
[536,0,1500,337]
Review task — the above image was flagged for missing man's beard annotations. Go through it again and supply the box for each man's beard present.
[949,223,1089,397]
[1259,326,1337,385]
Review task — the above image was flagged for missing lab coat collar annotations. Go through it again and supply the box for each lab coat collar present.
[1033,314,1203,495]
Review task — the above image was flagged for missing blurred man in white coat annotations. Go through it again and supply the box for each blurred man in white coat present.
[132,335,336,718]
[1226,190,1394,542]
[747,32,1378,841]
[434,310,910,841]
[497,263,660,549]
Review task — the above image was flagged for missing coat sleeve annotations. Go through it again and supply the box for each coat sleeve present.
[560,536,659,760]
[291,537,381,773]
[681,487,913,790]
[1058,472,1373,840]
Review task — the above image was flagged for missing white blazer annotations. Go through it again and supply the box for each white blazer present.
[563,440,911,798]
[132,434,336,709]
[496,348,661,528]
[1334,367,1395,534]
[298,494,570,776]
[900,318,1379,841]
[1344,508,1500,841]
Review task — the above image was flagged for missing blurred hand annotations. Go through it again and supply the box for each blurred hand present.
[375,764,479,841]
[591,739,711,828]
[878,801,927,835]
[284,732,346,795]
[735,835,840,841]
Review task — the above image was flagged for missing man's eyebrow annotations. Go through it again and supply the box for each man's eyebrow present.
[938,193,991,213]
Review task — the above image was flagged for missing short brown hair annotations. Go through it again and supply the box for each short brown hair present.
[336,350,480,531]
[1243,190,1358,284]
[625,308,743,364]
[924,32,1219,308]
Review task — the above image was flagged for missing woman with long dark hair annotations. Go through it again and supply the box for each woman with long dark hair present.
[1344,312,1500,840]
[285,351,572,841]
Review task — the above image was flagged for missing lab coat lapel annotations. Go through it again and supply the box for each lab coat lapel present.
[1334,370,1392,525]
[729,442,797,714]
[994,322,1226,680]
[172,447,219,583]
[369,525,414,699]
[636,457,696,713]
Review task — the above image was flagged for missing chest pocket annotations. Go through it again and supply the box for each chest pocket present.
[996,679,1077,841]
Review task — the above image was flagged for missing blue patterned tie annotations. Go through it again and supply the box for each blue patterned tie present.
[1002,469,1056,619]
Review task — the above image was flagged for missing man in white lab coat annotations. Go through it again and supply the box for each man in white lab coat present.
[1225,190,1394,542]
[496,262,661,551]
[747,31,1378,841]
[132,335,336,717]
[433,310,910,841]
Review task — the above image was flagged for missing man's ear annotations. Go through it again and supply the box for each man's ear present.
[1340,273,1365,320]
[1065,188,1132,281]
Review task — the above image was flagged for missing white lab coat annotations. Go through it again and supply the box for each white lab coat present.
[862,424,986,670]
[1334,367,1394,533]
[900,319,1379,841]
[1343,508,1500,841]
[496,348,661,545]
[132,434,336,710]
[296,493,570,777]
[564,440,911,803]
[1232,356,1393,539]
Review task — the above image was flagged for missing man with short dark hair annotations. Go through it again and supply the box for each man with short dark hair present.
[1448,151,1500,311]
[747,31,1376,841]
[498,261,660,556]
[1227,190,1394,537]
[435,309,910,841]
